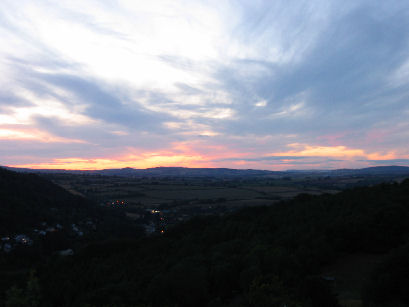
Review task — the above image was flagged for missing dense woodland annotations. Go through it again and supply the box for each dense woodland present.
[0,168,142,304]
[1,167,409,306]
[0,168,141,236]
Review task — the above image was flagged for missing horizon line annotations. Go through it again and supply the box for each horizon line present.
[3,164,409,173]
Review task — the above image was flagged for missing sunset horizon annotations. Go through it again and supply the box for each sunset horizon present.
[1,1,409,171]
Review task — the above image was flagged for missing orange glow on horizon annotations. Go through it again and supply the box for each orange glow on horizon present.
[10,154,211,170]
[8,138,251,170]
[270,143,396,160]
[7,142,405,171]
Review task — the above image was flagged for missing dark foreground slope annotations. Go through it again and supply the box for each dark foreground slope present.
[29,180,409,307]
[0,167,141,236]
[0,168,142,304]
[0,167,98,234]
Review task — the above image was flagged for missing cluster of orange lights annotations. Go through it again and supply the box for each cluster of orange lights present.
[111,200,126,206]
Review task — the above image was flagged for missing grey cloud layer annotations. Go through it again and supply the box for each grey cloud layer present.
[213,2,409,140]
[1,0,409,167]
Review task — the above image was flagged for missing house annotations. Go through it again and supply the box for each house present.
[144,223,156,234]
[58,248,74,256]
[15,234,33,246]
[322,276,336,282]
[3,243,12,253]
[322,276,337,287]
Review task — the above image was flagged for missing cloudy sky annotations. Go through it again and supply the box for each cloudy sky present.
[1,0,409,170]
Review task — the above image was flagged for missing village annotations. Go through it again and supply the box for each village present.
[105,197,238,235]
[0,199,233,256]
[0,220,95,255]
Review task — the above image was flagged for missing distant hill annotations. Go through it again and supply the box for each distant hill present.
[331,165,409,175]
[95,166,281,177]
[4,165,409,178]
[3,166,283,177]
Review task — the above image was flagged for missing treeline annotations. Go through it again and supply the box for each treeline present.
[0,167,92,234]
[34,180,409,306]
[0,168,142,303]
[0,168,142,236]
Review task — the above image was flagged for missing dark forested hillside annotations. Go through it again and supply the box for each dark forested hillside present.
[36,179,409,307]
[0,167,97,234]
[0,168,142,304]
[0,167,141,236]
[2,167,409,307]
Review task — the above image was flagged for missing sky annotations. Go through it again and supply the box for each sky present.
[1,0,409,170]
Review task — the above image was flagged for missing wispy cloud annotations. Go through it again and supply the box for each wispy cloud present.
[362,159,409,165]
[1,0,409,169]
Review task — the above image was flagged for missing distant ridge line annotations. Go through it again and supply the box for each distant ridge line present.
[2,165,409,177]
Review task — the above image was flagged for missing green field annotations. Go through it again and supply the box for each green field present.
[44,174,340,209]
